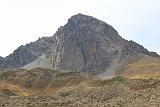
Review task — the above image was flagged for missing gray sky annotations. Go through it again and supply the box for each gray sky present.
[0,0,160,57]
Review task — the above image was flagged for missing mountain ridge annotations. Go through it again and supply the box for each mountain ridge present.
[0,13,159,76]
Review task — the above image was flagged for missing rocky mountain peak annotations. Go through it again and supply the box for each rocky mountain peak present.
[61,13,122,44]
[67,13,111,32]
[48,14,159,75]
[68,13,105,26]
[0,14,159,75]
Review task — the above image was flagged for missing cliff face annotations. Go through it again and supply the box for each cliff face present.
[50,14,124,74]
[0,13,159,75]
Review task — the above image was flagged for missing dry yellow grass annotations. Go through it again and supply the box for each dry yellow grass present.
[0,68,96,96]
[117,55,160,79]
[0,81,28,96]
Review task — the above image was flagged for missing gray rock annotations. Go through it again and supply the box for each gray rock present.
[1,36,55,68]
[0,56,4,65]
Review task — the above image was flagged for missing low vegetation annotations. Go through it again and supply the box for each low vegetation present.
[1,67,160,106]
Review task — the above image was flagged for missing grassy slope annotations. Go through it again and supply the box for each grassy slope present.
[1,67,153,96]
[0,82,28,96]
[0,68,97,95]
[116,54,160,79]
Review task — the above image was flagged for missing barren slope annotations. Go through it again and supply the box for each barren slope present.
[116,55,160,79]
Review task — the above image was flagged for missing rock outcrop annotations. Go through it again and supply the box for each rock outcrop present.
[1,37,55,68]
[0,56,4,65]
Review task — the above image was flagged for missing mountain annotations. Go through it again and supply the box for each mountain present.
[0,37,55,68]
[0,13,159,75]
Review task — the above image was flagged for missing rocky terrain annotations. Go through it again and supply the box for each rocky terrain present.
[1,72,160,107]
[0,13,159,76]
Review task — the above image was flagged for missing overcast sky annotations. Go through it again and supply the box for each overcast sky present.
[0,0,160,57]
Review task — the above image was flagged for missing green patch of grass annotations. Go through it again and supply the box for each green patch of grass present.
[91,76,127,87]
